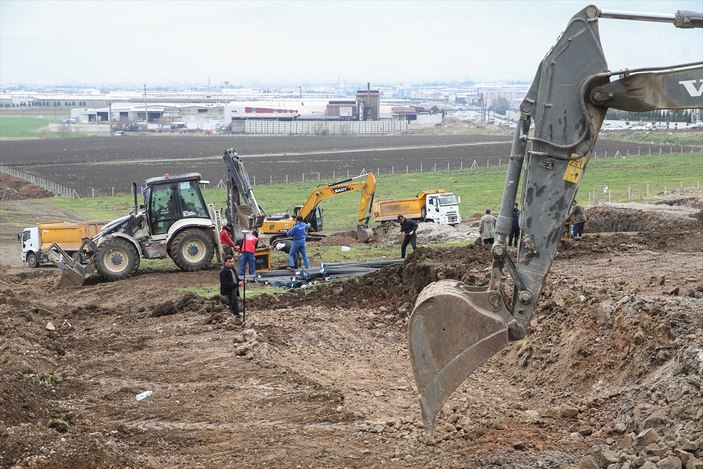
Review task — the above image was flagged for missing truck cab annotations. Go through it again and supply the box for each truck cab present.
[19,227,41,267]
[424,192,462,225]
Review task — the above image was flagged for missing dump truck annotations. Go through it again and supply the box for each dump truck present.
[407,4,703,438]
[372,189,461,225]
[19,221,105,268]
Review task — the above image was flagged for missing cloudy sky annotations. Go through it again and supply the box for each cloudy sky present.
[1,0,701,87]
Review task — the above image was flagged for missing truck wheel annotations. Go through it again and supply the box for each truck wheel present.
[27,252,39,268]
[96,237,139,281]
[169,229,214,271]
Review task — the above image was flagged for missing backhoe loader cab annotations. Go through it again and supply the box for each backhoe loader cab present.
[142,173,210,235]
[49,172,216,287]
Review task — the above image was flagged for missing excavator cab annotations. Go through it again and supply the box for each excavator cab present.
[295,206,323,232]
[408,4,703,438]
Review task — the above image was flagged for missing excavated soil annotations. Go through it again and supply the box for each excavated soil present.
[0,173,52,200]
[1,179,702,469]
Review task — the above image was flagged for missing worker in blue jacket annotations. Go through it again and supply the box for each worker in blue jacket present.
[286,215,311,269]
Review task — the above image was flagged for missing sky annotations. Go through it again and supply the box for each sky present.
[1,0,701,87]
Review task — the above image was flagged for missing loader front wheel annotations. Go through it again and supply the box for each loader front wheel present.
[169,229,214,272]
[27,252,39,268]
[96,237,139,281]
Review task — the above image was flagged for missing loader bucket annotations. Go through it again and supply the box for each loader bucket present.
[356,225,374,243]
[46,243,93,288]
[408,279,514,438]
[56,263,92,288]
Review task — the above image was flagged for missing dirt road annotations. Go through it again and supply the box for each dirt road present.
[1,183,702,468]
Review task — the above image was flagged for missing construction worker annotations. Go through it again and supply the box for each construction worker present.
[219,255,243,321]
[286,215,310,269]
[239,229,259,277]
[569,200,587,240]
[509,203,521,248]
[479,209,497,245]
[220,222,236,256]
[397,214,418,259]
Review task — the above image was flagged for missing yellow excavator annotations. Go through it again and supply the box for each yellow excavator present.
[260,172,377,244]
[408,4,702,438]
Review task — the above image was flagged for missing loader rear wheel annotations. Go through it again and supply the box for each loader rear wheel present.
[169,229,214,272]
[27,252,39,268]
[96,237,139,281]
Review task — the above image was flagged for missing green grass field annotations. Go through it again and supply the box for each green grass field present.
[0,114,68,138]
[46,152,703,233]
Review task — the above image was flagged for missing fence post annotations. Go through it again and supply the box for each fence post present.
[347,169,350,178]
[332,171,335,179]
[447,161,450,170]
[406,165,409,173]
[420,163,423,173]
[391,166,394,174]
[91,187,95,198]
[460,161,463,170]
[302,173,305,182]
[270,175,273,183]
[433,162,436,172]
[498,159,502,166]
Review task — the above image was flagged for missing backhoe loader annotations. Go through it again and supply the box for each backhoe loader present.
[408,4,703,438]
[49,149,269,287]
[49,173,217,287]
[261,172,377,244]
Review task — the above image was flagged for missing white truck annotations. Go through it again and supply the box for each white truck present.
[372,189,462,225]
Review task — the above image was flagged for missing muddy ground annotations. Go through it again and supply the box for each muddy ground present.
[0,179,702,469]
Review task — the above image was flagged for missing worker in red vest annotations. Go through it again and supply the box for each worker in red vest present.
[239,229,259,277]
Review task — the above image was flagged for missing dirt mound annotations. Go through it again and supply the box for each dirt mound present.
[586,203,701,233]
[0,173,53,200]
[254,244,493,314]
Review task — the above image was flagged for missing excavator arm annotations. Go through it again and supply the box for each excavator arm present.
[297,172,377,242]
[408,4,703,438]
[222,148,266,240]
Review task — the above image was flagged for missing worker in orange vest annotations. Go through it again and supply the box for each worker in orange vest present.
[239,229,259,278]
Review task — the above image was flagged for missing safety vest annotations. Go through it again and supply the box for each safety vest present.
[241,233,258,253]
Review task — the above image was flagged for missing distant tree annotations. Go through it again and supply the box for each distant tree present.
[491,96,509,115]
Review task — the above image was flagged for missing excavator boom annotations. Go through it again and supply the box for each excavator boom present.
[409,4,703,438]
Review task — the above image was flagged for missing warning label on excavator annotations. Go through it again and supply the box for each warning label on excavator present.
[563,155,585,184]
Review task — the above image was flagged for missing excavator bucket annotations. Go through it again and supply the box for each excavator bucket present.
[46,243,93,288]
[356,225,373,243]
[408,279,515,438]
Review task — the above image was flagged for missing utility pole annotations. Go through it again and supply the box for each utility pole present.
[143,84,148,130]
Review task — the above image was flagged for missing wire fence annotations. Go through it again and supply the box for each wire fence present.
[2,143,702,200]
[0,165,80,199]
